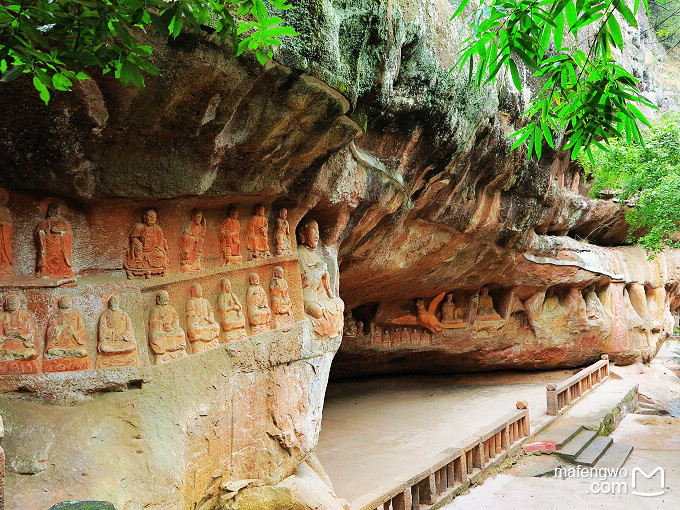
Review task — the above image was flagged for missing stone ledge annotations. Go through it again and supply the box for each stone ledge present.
[0,319,340,402]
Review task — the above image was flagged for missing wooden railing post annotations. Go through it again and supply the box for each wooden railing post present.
[547,383,558,415]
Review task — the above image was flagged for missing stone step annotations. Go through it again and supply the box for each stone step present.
[532,424,583,449]
[594,443,634,470]
[573,436,613,466]
[556,429,599,459]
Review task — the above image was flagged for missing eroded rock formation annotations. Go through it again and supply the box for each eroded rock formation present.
[0,0,678,508]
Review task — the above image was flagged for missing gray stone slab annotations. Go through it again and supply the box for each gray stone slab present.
[557,429,599,458]
[574,436,613,466]
[595,442,634,470]
[532,423,583,449]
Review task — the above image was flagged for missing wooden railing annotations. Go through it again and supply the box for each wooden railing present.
[546,354,610,415]
[350,402,530,510]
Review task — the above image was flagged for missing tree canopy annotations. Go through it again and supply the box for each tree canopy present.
[0,0,297,104]
[580,111,680,254]
[453,0,656,161]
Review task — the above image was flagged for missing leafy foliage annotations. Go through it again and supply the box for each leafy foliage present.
[580,111,680,254]
[0,0,297,103]
[452,0,656,161]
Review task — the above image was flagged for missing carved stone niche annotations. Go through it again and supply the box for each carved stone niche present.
[35,202,74,280]
[124,208,169,279]
[440,293,466,329]
[217,278,247,343]
[43,295,90,373]
[246,272,271,334]
[148,290,188,365]
[185,283,220,354]
[296,218,344,337]
[473,285,505,332]
[220,205,243,266]
[96,294,139,369]
[0,292,40,375]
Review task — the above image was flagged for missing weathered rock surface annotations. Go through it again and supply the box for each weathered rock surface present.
[0,0,678,507]
[1,322,339,509]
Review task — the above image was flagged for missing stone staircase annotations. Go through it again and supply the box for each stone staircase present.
[536,424,633,470]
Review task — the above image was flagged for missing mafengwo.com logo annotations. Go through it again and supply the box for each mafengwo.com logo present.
[554,465,667,496]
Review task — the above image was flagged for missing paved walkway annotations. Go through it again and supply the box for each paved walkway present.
[318,370,574,502]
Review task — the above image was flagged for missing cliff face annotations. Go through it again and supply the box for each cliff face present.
[0,0,677,508]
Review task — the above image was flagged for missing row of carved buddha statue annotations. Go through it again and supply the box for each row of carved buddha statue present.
[372,326,433,346]
[0,196,294,279]
[0,268,298,373]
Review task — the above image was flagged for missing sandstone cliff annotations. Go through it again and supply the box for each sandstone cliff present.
[0,0,677,508]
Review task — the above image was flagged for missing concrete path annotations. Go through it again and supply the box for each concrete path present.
[318,370,574,502]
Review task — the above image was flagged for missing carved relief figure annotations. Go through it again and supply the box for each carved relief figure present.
[297,219,344,337]
[217,278,247,343]
[441,293,465,328]
[275,208,293,256]
[220,205,242,265]
[180,208,206,273]
[270,266,295,328]
[148,290,187,364]
[35,202,73,279]
[0,293,39,374]
[246,272,271,334]
[44,295,90,372]
[124,209,169,279]
[372,325,383,344]
[185,283,220,353]
[393,293,445,333]
[96,294,139,369]
[246,204,272,260]
[0,190,13,277]
[584,285,607,321]
[344,313,358,337]
[476,286,501,320]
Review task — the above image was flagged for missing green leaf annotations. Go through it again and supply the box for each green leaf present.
[0,64,25,83]
[608,13,623,48]
[508,57,521,91]
[256,48,266,66]
[541,121,555,148]
[534,125,543,159]
[52,73,72,91]
[615,1,638,28]
[33,75,50,105]
[554,11,564,50]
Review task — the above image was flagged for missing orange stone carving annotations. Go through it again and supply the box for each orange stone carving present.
[275,208,293,256]
[217,278,247,343]
[392,294,445,333]
[180,209,206,273]
[0,293,40,375]
[43,295,90,373]
[246,204,272,260]
[476,286,501,321]
[270,266,295,328]
[124,209,169,279]
[246,272,271,334]
[185,283,220,353]
[96,294,139,369]
[297,219,344,337]
[219,205,242,265]
[148,290,187,364]
[441,293,465,328]
[0,190,13,277]
[35,202,73,279]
